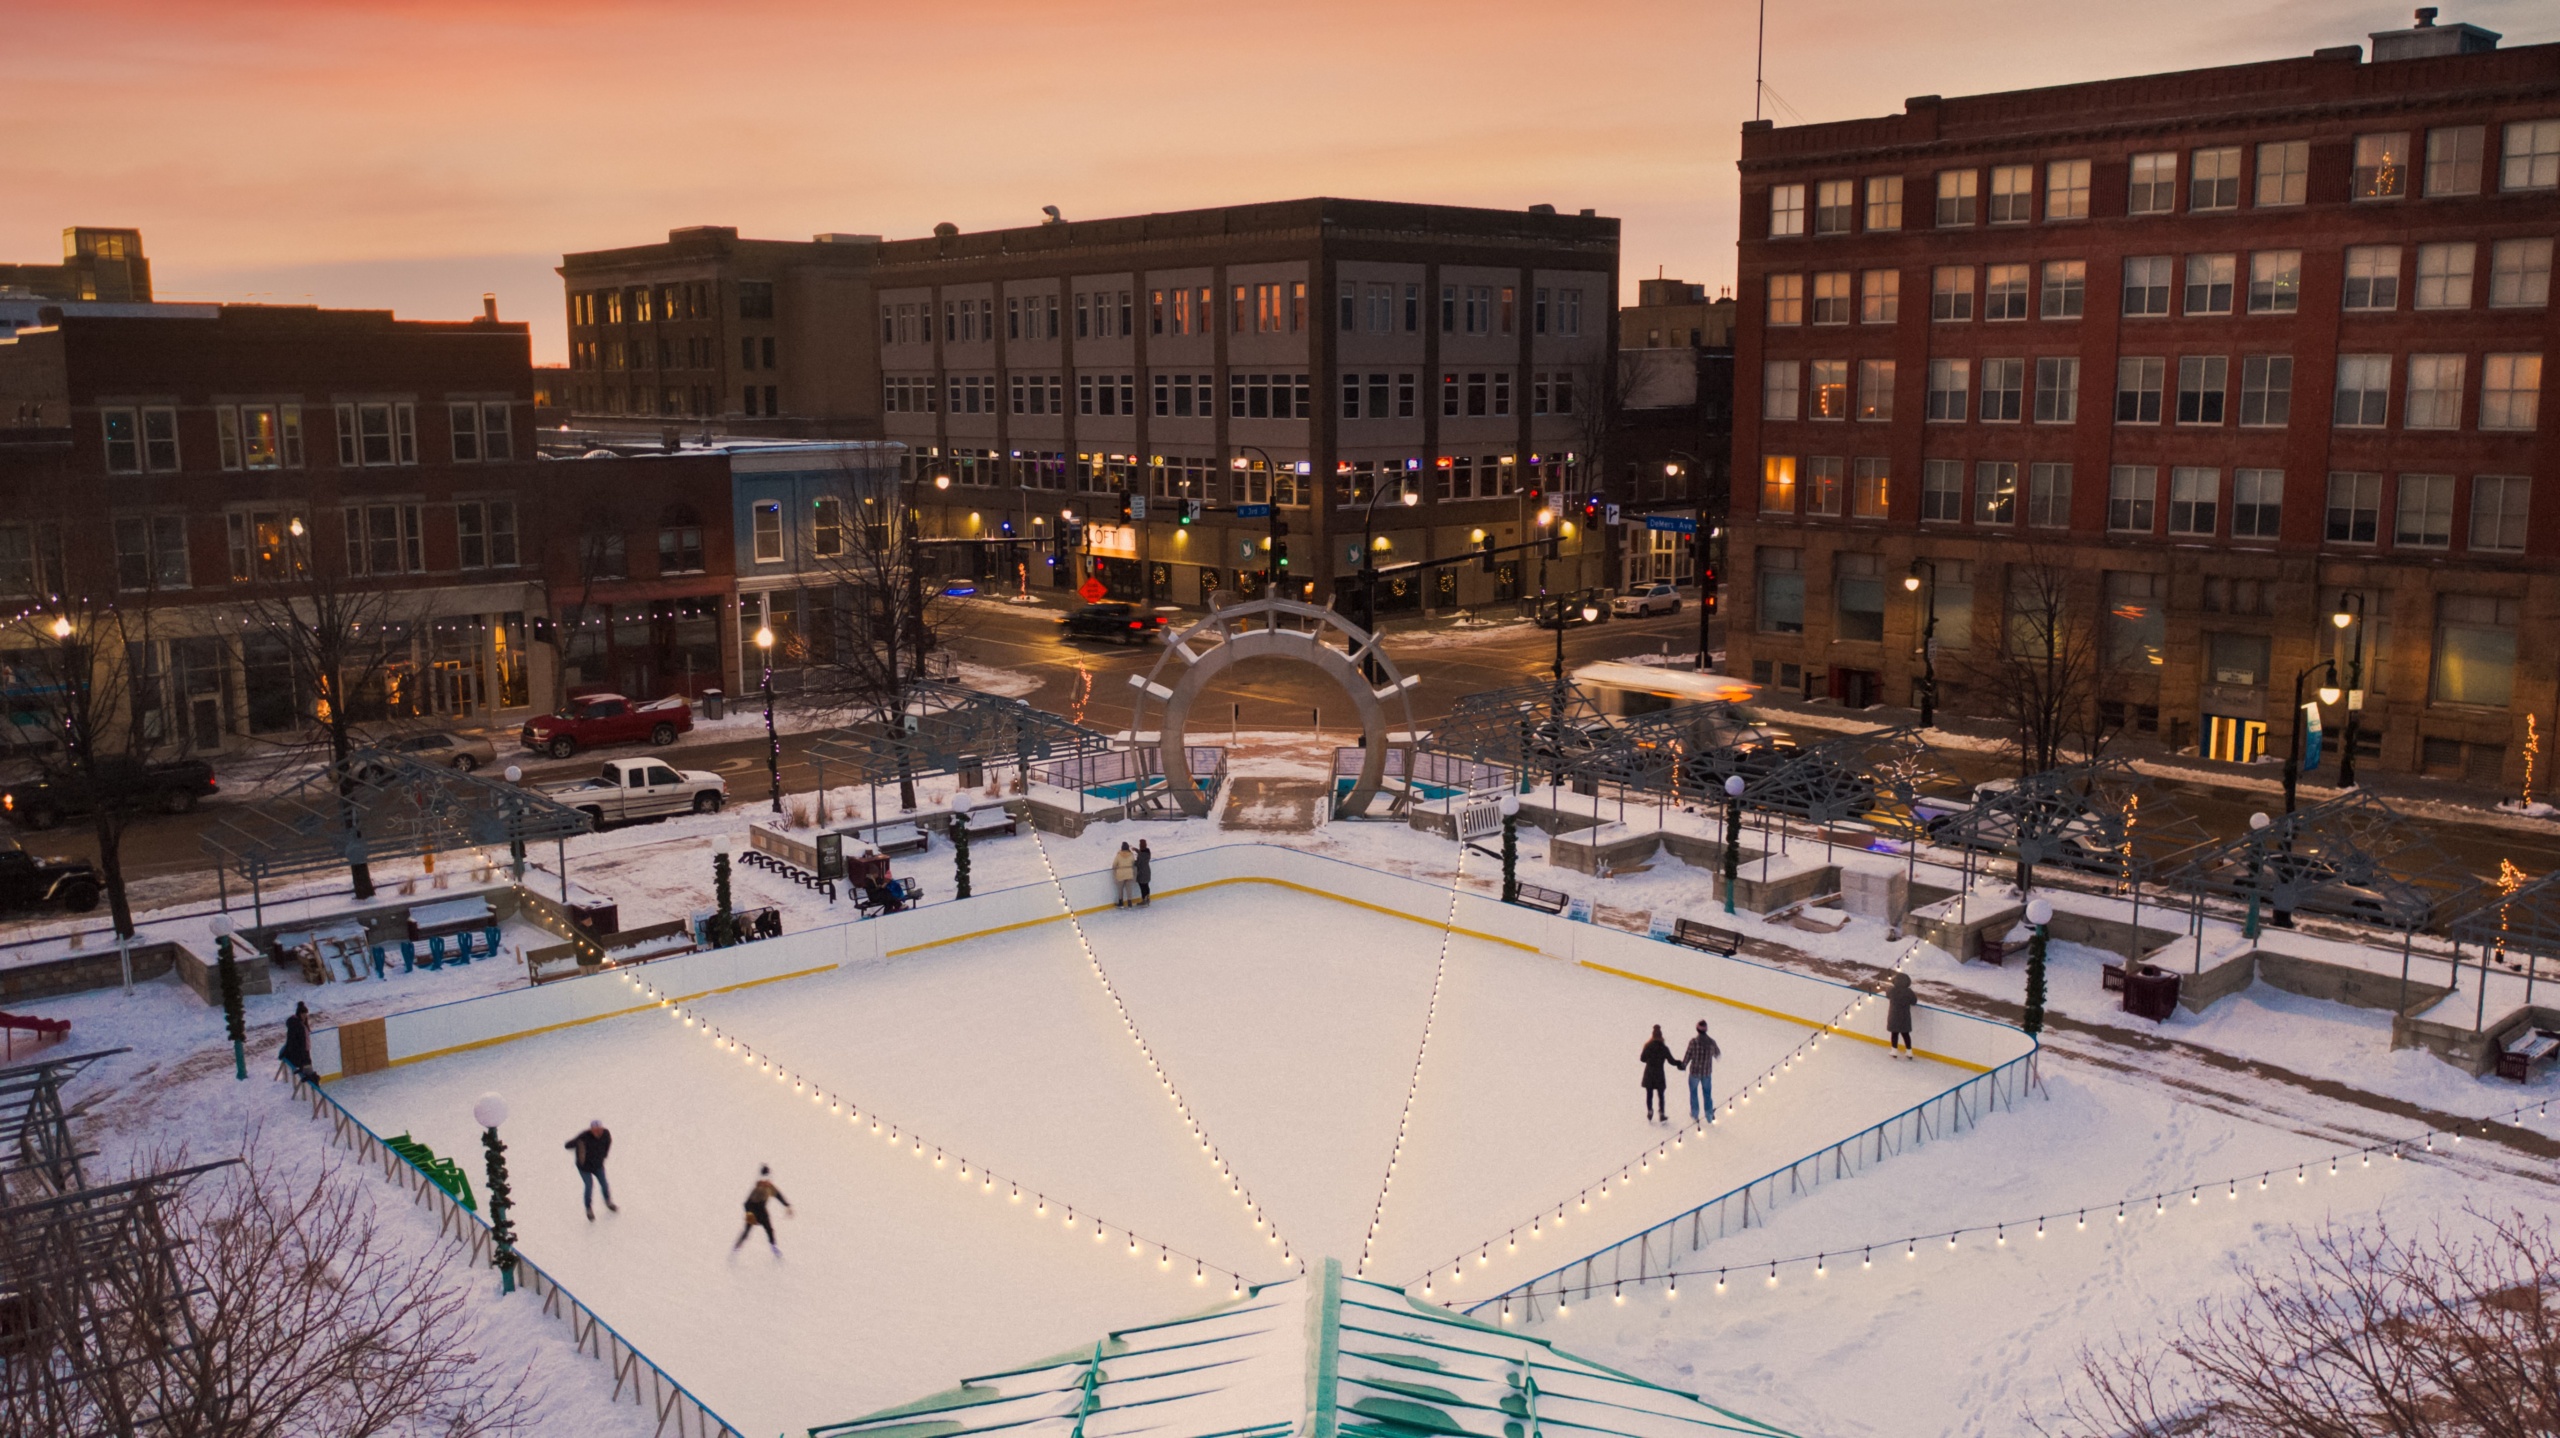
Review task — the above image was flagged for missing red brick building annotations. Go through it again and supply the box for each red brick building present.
[1729,13,2558,786]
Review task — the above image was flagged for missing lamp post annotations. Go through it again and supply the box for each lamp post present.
[1498,790,1521,905]
[1356,482,1418,653]
[755,625,779,813]
[1235,444,1285,598]
[2331,598,2365,789]
[2283,661,2342,816]
[2022,896,2053,1037]
[1904,560,1938,728]
[1721,773,1746,915]
[2243,811,2271,940]
[473,1092,518,1295]
[212,915,245,1080]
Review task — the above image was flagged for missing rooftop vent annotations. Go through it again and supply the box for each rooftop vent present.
[1528,203,1557,215]
[2371,8,2499,61]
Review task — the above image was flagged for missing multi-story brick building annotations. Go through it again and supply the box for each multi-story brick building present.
[1616,277,1738,579]
[871,198,1620,613]
[0,228,152,304]
[1730,12,2558,784]
[556,226,884,439]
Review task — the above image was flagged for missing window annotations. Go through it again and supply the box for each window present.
[811,497,844,558]
[2325,472,2382,544]
[112,514,188,590]
[1760,456,1798,514]
[1860,270,1900,323]
[1925,359,1969,422]
[2033,357,2079,423]
[1856,359,1895,421]
[454,500,519,569]
[2045,159,2090,220]
[220,404,301,470]
[1814,180,1855,234]
[1806,457,1846,518]
[2175,356,2228,425]
[1769,184,1806,236]
[1921,460,1964,522]
[223,511,297,582]
[2490,239,2552,308]
[2334,356,2390,427]
[2353,132,2408,200]
[1973,461,2019,524]
[1766,273,1804,325]
[2434,594,2520,708]
[2425,125,2484,196]
[2108,466,2156,533]
[1989,165,2033,224]
[1558,288,1581,336]
[2482,354,2542,431]
[101,409,140,473]
[1809,361,1849,420]
[1980,358,2024,422]
[1233,372,1311,420]
[2183,253,2235,315]
[2231,469,2282,539]
[2247,252,2299,313]
[1762,361,1800,420]
[1853,458,1891,519]
[2343,246,2401,310]
[2396,473,2455,549]
[1531,371,1576,416]
[2239,355,2292,427]
[1934,170,1977,226]
[1834,551,1882,637]
[2168,467,2218,536]
[658,521,705,573]
[1811,271,1852,324]
[2189,147,2241,210]
[738,281,774,320]
[2040,260,2084,319]
[2502,119,2560,191]
[749,500,784,562]
[2415,242,2475,309]
[2471,475,2530,553]
[2029,462,2072,528]
[2123,256,2172,316]
[2405,355,2465,430]
[1984,264,2029,320]
[1931,266,1973,321]
[2256,140,2308,206]
[2115,357,2165,424]
[342,503,423,576]
[1865,175,1903,231]
[2128,152,2177,214]
[1757,548,1804,633]
[335,402,415,466]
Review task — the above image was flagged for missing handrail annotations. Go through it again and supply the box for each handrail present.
[1458,1048,2041,1319]
[295,1076,744,1438]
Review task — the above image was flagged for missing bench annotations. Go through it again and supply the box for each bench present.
[407,896,495,941]
[1671,919,1744,956]
[853,821,928,857]
[1509,883,1569,915]
[2497,1028,2560,1083]
[957,807,1019,840]
[855,877,923,919]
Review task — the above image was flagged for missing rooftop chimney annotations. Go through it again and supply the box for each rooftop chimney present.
[2371,8,2499,61]
[481,293,498,322]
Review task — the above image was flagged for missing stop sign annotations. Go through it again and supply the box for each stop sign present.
[1078,577,1107,603]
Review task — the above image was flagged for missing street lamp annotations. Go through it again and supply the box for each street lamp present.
[1355,478,1418,655]
[2331,598,2364,789]
[755,624,779,813]
[1721,773,1747,915]
[1904,560,1938,728]
[2283,659,2342,815]
[2244,811,2271,939]
[473,1092,518,1295]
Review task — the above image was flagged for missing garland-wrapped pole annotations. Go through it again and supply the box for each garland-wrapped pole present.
[215,919,246,1081]
[475,1093,518,1295]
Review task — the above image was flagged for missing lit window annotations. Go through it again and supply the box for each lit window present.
[2353,132,2409,200]
[2247,252,2300,314]
[2482,354,2543,432]
[1859,270,1899,324]
[1765,273,1804,326]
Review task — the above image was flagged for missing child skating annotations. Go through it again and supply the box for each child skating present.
[732,1165,793,1253]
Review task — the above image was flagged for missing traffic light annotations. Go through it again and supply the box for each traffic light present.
[1700,565,1718,618]
[1582,494,1602,523]
[1477,532,1496,573]
[1273,537,1290,569]
[1116,490,1133,522]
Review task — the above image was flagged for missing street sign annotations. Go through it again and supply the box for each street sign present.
[1078,577,1106,603]
[1129,495,1148,520]
[1605,504,1622,525]
[1236,503,1273,518]
[1644,515,1699,534]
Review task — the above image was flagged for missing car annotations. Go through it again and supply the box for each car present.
[0,757,218,830]
[520,693,693,760]
[0,841,100,913]
[1532,590,1612,630]
[543,757,727,827]
[1611,582,1683,618]
[1058,603,1167,645]
[369,730,499,773]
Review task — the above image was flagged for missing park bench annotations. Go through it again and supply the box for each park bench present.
[956,806,1019,840]
[1671,919,1744,956]
[1509,883,1569,915]
[855,876,923,919]
[854,821,929,857]
[2496,1027,2559,1083]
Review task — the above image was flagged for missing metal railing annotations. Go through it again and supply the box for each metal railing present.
[1459,1049,2042,1320]
[298,1077,743,1438]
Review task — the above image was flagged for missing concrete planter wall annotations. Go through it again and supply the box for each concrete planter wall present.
[1725,856,1837,915]
[1548,825,1664,876]
[1912,902,2025,962]
[173,941,266,1006]
[5,941,182,1004]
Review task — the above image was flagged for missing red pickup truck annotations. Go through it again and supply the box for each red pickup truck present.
[520,694,693,760]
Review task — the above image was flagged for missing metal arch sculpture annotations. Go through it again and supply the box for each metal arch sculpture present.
[1126,597,1417,819]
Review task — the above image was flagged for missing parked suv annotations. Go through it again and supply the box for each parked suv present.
[520,694,693,760]
[1612,582,1683,618]
[0,842,100,913]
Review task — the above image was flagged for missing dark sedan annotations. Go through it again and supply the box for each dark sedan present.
[1058,603,1167,645]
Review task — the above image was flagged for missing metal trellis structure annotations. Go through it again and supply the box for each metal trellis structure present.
[0,1050,128,1200]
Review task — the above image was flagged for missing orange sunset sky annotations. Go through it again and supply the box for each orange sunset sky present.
[7,0,2550,365]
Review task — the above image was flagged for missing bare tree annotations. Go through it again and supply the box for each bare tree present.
[0,593,171,942]
[549,497,632,711]
[2039,1207,2560,1438]
[1962,544,2113,780]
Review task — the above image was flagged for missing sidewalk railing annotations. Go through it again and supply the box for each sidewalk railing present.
[1459,1049,2041,1320]
[298,1077,743,1438]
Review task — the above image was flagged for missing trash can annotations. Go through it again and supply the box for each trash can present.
[701,689,724,721]
[2124,966,2181,1022]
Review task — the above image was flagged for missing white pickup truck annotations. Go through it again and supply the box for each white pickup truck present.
[548,757,727,828]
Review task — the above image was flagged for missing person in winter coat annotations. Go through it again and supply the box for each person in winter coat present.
[1134,840,1153,906]
[1111,843,1139,907]
[1638,1025,1676,1122]
[277,1003,313,1080]
[565,1120,616,1219]
[732,1165,793,1252]
[1680,1020,1722,1123]
[1885,971,1917,1058]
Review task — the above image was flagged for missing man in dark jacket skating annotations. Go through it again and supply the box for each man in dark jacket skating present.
[1680,1020,1722,1123]
[1639,1025,1675,1122]
[1885,971,1917,1058]
[277,1002,313,1082]
[565,1120,616,1218]
[733,1165,793,1253]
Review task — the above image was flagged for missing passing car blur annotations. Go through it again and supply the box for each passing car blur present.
[1611,582,1683,618]
[1058,603,1167,645]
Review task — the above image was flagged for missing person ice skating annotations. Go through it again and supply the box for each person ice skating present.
[277,1002,312,1081]
[1134,840,1153,906]
[732,1165,793,1252]
[1681,1020,1721,1123]
[565,1120,616,1219]
[1639,1025,1675,1122]
[1112,843,1138,907]
[1885,971,1917,1058]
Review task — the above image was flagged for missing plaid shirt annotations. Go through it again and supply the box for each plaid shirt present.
[1682,1032,1720,1073]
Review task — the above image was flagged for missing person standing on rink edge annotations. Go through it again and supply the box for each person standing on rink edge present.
[1681,1020,1721,1123]
[733,1165,793,1253]
[1112,842,1138,907]
[1638,1024,1675,1122]
[565,1120,616,1219]
[1134,839,1153,906]
[1886,971,1917,1059]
